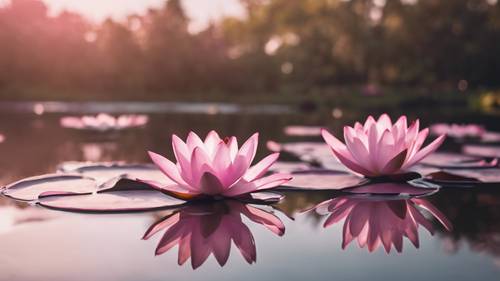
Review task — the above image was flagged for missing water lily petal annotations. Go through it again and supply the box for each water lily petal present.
[321,128,347,151]
[363,116,377,130]
[155,223,184,255]
[223,173,291,197]
[243,153,280,182]
[380,149,407,174]
[210,221,232,266]
[148,151,187,186]
[412,198,453,231]
[377,114,392,131]
[404,134,446,168]
[227,136,239,161]
[204,130,221,156]
[213,142,232,176]
[237,133,259,169]
[186,132,205,152]
[143,213,181,240]
[199,172,225,195]
[172,134,190,163]
[241,204,285,236]
[190,147,215,185]
[322,129,373,176]
[231,220,256,264]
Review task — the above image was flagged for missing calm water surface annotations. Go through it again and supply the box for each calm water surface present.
[0,103,499,281]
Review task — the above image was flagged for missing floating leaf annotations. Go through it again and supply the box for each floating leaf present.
[266,141,352,171]
[283,126,322,137]
[463,145,500,158]
[426,169,500,186]
[343,182,438,196]
[98,176,157,192]
[57,161,125,173]
[38,190,185,213]
[482,131,500,143]
[267,142,331,161]
[408,165,441,177]
[239,191,284,204]
[280,169,367,190]
[71,163,173,186]
[2,174,97,201]
[420,153,478,167]
[267,161,311,173]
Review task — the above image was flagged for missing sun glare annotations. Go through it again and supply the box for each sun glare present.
[38,0,244,31]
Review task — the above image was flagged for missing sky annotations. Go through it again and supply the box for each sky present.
[2,0,246,32]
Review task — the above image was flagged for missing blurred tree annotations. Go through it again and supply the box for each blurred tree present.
[96,19,144,92]
[0,0,500,100]
[142,0,194,92]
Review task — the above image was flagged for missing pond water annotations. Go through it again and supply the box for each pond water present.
[0,102,499,281]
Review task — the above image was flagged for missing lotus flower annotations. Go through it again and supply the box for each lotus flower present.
[314,196,452,253]
[143,201,285,269]
[143,131,291,199]
[60,113,148,131]
[321,114,446,177]
[430,123,485,139]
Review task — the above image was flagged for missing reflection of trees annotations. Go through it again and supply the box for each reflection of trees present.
[1,0,500,98]
[429,189,500,260]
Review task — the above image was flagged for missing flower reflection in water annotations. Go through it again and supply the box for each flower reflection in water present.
[143,200,285,269]
[311,194,453,253]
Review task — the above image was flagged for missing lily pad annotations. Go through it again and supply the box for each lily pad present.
[463,145,500,158]
[267,161,312,173]
[2,174,97,201]
[343,182,438,197]
[283,126,322,137]
[267,141,331,161]
[38,190,185,213]
[280,169,368,190]
[420,153,479,167]
[70,163,173,186]
[239,192,284,204]
[426,169,500,186]
[57,161,125,173]
[266,141,350,171]
[482,131,500,143]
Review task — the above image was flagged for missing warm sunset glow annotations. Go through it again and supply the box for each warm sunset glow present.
[13,0,245,31]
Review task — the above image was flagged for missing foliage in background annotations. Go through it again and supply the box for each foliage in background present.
[0,0,499,101]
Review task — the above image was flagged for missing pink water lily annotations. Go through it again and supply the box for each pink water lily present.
[321,114,446,177]
[143,131,291,199]
[143,201,285,269]
[314,196,452,253]
[60,113,148,131]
